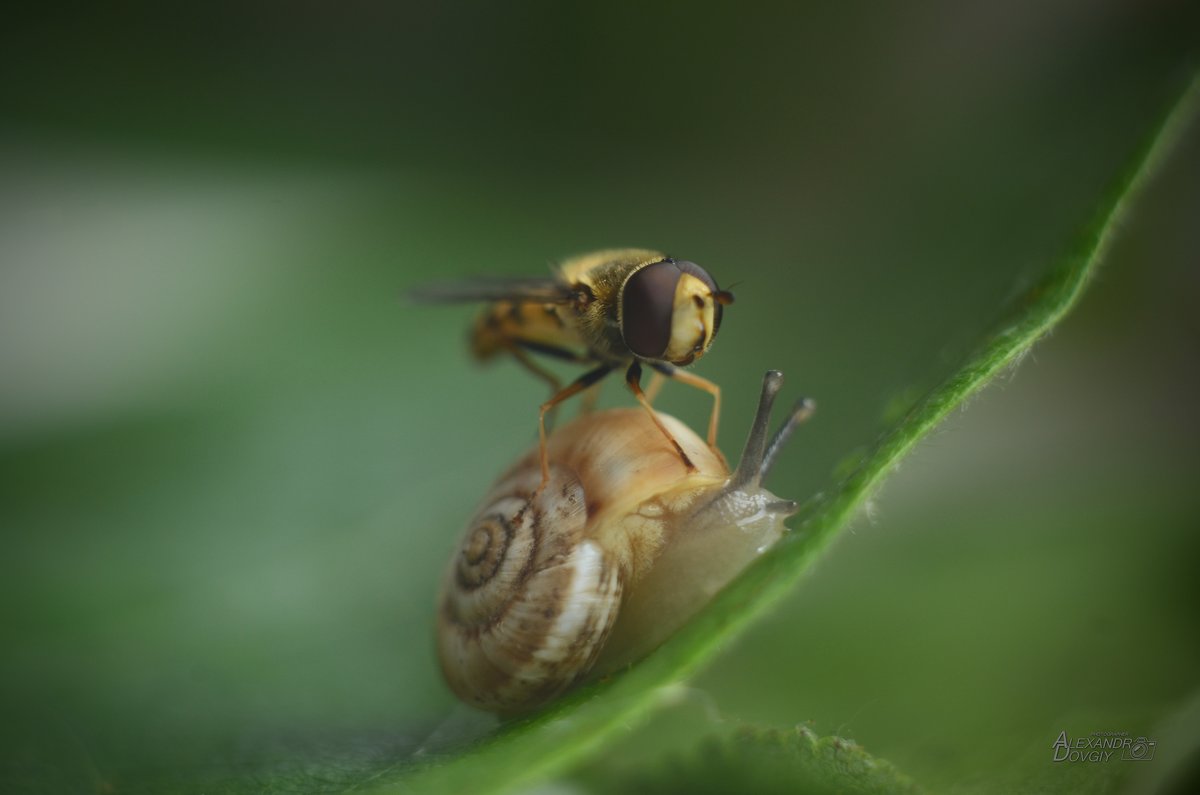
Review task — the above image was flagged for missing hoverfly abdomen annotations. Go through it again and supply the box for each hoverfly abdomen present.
[470,300,581,363]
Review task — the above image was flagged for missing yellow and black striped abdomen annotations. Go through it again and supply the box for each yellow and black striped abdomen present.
[470,300,586,361]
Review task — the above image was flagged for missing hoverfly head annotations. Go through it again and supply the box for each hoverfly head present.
[621,259,732,366]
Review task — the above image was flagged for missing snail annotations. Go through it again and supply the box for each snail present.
[436,370,814,712]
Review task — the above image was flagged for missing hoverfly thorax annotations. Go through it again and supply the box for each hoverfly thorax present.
[619,259,734,366]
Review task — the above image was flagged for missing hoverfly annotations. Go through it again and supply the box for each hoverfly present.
[411,249,735,486]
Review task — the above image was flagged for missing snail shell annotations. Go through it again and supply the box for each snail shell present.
[436,371,811,712]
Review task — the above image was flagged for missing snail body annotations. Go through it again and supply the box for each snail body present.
[436,371,811,712]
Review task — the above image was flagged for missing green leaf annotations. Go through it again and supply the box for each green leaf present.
[4,42,1196,795]
[376,73,1200,795]
[578,723,925,795]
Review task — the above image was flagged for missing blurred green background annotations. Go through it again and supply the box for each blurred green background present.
[2,2,1198,793]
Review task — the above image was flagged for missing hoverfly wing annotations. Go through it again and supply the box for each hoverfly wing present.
[407,276,575,305]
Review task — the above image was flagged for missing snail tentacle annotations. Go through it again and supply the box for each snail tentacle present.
[727,370,784,492]
[760,397,817,481]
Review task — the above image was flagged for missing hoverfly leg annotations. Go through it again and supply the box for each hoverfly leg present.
[537,364,615,488]
[626,362,697,473]
[642,370,667,404]
[507,344,562,393]
[510,340,596,432]
[506,344,563,431]
[578,381,603,416]
[515,340,593,365]
[650,363,722,454]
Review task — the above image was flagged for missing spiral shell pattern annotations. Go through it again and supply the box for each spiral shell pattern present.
[436,464,623,712]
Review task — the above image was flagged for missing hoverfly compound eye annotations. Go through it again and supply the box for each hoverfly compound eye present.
[674,261,717,293]
[622,259,725,363]
[621,260,682,358]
